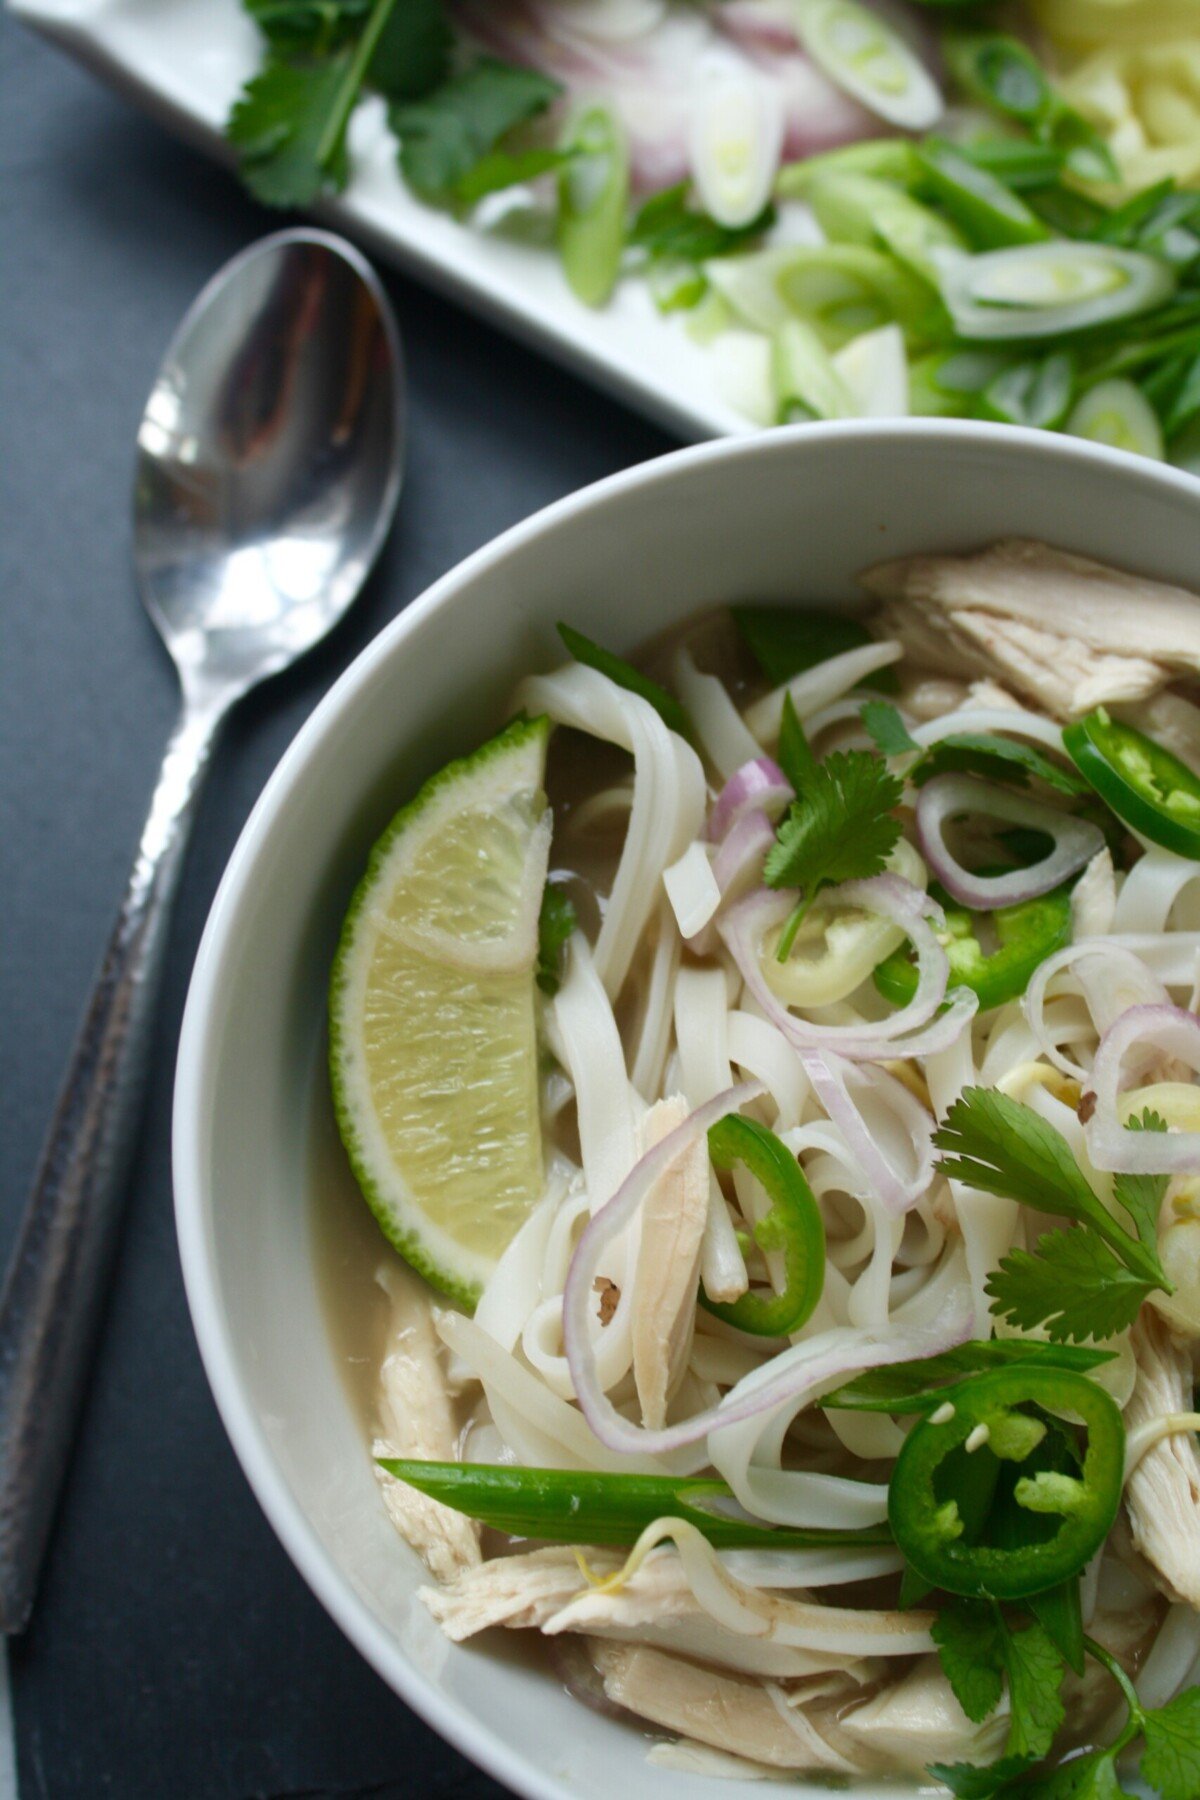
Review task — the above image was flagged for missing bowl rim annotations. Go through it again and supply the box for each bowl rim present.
[172,417,1199,1799]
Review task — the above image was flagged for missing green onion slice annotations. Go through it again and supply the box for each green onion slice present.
[938,242,1175,340]
[557,105,629,308]
[377,1460,894,1549]
[1067,378,1165,460]
[794,0,943,132]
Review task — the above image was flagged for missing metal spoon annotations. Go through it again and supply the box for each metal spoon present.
[0,228,405,1632]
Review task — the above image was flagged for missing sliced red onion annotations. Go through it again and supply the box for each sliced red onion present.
[801,1049,934,1214]
[709,756,792,841]
[916,773,1104,911]
[1024,943,1171,1081]
[1085,1005,1200,1175]
[719,875,978,1062]
[564,1086,975,1457]
[713,810,776,900]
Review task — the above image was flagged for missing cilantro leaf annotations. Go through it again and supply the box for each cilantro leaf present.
[1112,1110,1169,1250]
[536,883,576,997]
[367,0,452,101]
[1005,1621,1067,1762]
[556,623,692,741]
[861,700,919,758]
[390,60,561,202]
[933,1599,1006,1723]
[227,49,356,205]
[823,1338,1113,1414]
[934,1089,1162,1279]
[1029,1579,1085,1677]
[764,750,903,960]
[1019,1749,1134,1798]
[1140,1686,1200,1800]
[911,732,1088,798]
[731,606,894,689]
[778,693,817,792]
[244,0,373,53]
[764,752,903,893]
[230,0,455,204]
[986,1229,1157,1343]
[629,183,774,264]
[927,1756,1036,1798]
[456,146,571,204]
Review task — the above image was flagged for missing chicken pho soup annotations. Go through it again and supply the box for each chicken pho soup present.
[321,541,1200,1791]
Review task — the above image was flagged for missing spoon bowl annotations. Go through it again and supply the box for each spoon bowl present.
[0,228,404,1634]
[134,229,404,698]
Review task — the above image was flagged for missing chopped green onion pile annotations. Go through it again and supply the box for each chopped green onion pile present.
[222,0,1200,462]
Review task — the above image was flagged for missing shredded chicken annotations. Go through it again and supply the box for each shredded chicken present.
[966,677,1023,711]
[862,540,1200,721]
[631,1095,710,1430]
[421,1545,870,1679]
[589,1640,859,1772]
[373,1262,480,1582]
[1072,847,1117,940]
[1125,1312,1200,1608]
[896,676,968,722]
[840,1656,1010,1772]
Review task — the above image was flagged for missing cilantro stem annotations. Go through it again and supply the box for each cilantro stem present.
[775,890,817,962]
[315,0,399,170]
[1083,1634,1145,1750]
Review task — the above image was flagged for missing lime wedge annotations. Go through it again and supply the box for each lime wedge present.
[330,715,552,1307]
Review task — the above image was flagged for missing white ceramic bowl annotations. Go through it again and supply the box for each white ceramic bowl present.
[174,421,1200,1800]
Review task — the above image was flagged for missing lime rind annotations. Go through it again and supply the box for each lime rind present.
[329,714,551,1309]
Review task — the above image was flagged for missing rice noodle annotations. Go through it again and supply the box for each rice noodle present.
[629,897,680,1101]
[673,644,764,779]
[744,641,904,743]
[518,661,706,998]
[674,968,751,1302]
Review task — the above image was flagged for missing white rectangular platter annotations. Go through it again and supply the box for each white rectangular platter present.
[12,0,757,442]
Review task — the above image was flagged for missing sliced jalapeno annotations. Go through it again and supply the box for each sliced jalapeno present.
[888,1365,1124,1600]
[1064,707,1200,859]
[701,1116,825,1337]
[874,884,1071,1011]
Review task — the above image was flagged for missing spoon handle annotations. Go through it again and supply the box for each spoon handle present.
[0,696,225,1633]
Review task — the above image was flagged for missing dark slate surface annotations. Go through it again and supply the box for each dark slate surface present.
[0,14,670,1795]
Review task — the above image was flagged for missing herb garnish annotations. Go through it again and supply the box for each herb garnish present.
[556,623,693,741]
[933,1089,1172,1342]
[228,0,561,209]
[932,1632,1200,1798]
[536,882,576,997]
[860,699,919,758]
[763,740,903,961]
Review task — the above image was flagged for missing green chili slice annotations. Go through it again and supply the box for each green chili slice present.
[1064,707,1200,858]
[377,1461,892,1549]
[700,1116,825,1338]
[874,884,1072,1012]
[888,1365,1124,1600]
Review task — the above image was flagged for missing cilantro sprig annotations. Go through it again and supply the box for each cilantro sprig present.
[931,1602,1066,1788]
[932,1627,1200,1799]
[933,1088,1171,1343]
[763,704,903,960]
[228,0,561,209]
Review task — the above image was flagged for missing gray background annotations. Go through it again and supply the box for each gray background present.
[0,14,670,1795]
